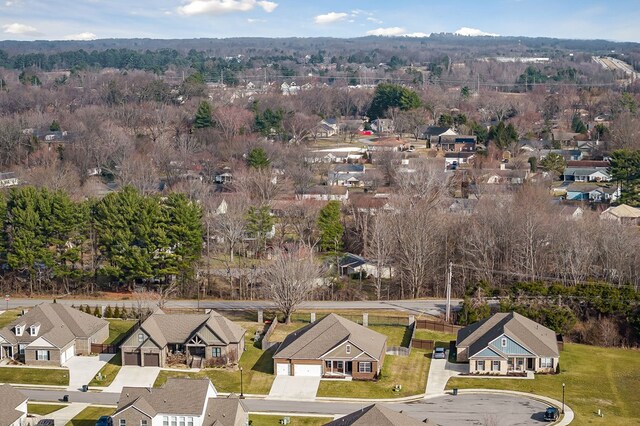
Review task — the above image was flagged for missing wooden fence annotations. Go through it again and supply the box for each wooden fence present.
[91,343,117,354]
[411,339,435,350]
[261,317,280,350]
[386,346,410,356]
[415,319,462,334]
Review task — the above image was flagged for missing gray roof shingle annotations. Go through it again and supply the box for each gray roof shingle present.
[0,384,27,426]
[324,404,432,426]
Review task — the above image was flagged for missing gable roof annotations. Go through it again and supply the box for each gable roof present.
[324,404,432,426]
[0,303,107,348]
[274,314,386,361]
[203,396,247,426]
[457,312,559,358]
[138,310,245,348]
[601,204,640,219]
[0,384,27,426]
[115,378,213,417]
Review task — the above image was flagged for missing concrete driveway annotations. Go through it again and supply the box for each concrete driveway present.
[105,366,160,393]
[42,402,89,425]
[267,376,321,400]
[64,354,114,391]
[425,351,466,396]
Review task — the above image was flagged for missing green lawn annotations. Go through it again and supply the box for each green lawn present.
[155,324,275,395]
[316,349,430,399]
[28,403,66,415]
[268,322,306,342]
[249,415,329,426]
[369,325,411,347]
[89,353,121,387]
[0,309,21,328]
[446,343,640,426]
[66,406,115,426]
[104,319,137,345]
[0,366,69,386]
[413,329,456,345]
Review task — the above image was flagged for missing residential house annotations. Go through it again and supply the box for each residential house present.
[328,164,366,187]
[562,167,611,182]
[0,172,19,188]
[0,303,109,366]
[273,313,387,379]
[562,183,619,203]
[324,404,432,426]
[419,126,457,148]
[214,167,233,184]
[339,253,394,279]
[306,148,366,164]
[281,82,300,96]
[600,204,640,225]
[315,118,340,138]
[439,135,477,152]
[539,149,583,161]
[299,186,349,202]
[456,312,560,375]
[0,384,28,426]
[444,152,474,170]
[111,378,248,426]
[120,310,245,368]
[371,118,394,133]
[348,193,392,215]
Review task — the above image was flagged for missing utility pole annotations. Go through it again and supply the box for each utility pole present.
[445,261,452,323]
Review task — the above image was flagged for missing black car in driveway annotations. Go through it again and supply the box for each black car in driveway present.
[96,416,113,426]
[544,407,559,421]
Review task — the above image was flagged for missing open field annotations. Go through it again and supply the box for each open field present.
[0,366,69,386]
[446,343,640,425]
[0,309,22,328]
[249,415,330,426]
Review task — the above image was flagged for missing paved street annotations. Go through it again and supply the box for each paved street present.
[21,389,550,425]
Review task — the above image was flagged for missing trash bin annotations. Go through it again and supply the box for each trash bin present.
[82,384,89,392]
[452,388,458,396]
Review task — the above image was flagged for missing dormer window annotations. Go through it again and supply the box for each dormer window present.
[14,324,25,336]
[138,333,145,343]
[346,344,351,355]
[501,338,507,348]
[30,323,40,336]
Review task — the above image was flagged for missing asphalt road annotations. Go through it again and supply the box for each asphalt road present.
[4,298,461,316]
[21,389,549,425]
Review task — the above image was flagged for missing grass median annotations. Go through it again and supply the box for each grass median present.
[0,366,69,386]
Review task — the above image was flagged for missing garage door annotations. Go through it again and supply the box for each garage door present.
[61,345,75,363]
[123,352,141,366]
[144,353,160,367]
[294,364,322,377]
[276,363,290,376]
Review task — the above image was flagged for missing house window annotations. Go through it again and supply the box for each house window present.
[141,421,148,426]
[187,418,193,426]
[138,333,144,342]
[492,361,500,371]
[501,338,507,348]
[508,358,514,370]
[517,358,524,370]
[18,344,26,355]
[346,344,351,355]
[358,362,372,373]
[179,417,185,426]
[120,421,126,426]
[212,347,221,357]
[540,358,553,368]
[477,360,485,371]
[163,417,168,426]
[170,417,177,426]
[30,326,37,336]
[15,326,23,336]
[36,350,50,361]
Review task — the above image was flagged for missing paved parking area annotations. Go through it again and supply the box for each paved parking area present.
[64,354,114,391]
[104,366,160,393]
[267,376,321,400]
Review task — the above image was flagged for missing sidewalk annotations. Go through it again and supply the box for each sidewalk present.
[46,402,89,425]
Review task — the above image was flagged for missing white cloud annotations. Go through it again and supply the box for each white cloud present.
[366,27,406,36]
[454,27,499,37]
[403,32,430,38]
[314,12,348,25]
[366,17,383,24]
[178,0,278,16]
[2,22,40,35]
[64,32,97,40]
[247,18,266,23]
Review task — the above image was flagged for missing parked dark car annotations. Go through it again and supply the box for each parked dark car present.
[544,407,559,421]
[433,347,447,359]
[96,416,113,426]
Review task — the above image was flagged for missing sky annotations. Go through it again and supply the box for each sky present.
[1,0,640,42]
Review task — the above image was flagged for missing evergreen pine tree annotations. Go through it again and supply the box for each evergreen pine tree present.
[194,100,213,129]
[317,201,344,252]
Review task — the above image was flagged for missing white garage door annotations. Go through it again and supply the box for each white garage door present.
[276,363,290,376]
[61,344,75,363]
[294,364,322,377]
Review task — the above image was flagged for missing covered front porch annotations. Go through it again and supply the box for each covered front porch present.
[323,359,353,378]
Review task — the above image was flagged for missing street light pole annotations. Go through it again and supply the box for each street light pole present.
[562,383,565,414]
[240,366,244,399]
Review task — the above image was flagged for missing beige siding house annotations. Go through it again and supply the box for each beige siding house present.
[0,384,28,426]
[120,310,245,368]
[111,378,248,426]
[456,312,560,375]
[273,313,386,380]
[0,303,108,366]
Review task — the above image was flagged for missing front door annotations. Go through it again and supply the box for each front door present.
[527,358,535,370]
